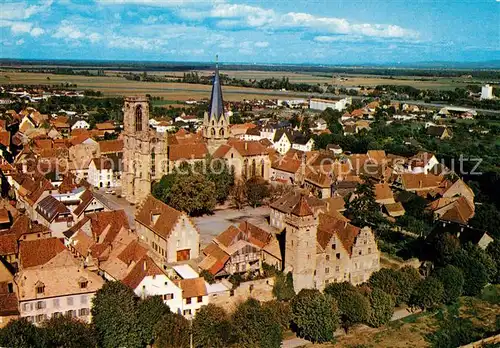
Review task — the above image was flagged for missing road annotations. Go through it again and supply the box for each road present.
[93,188,137,228]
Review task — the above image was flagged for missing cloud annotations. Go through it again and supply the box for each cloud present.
[16,39,25,45]
[30,27,45,37]
[96,0,210,7]
[0,0,53,20]
[107,35,165,50]
[255,41,269,48]
[52,20,100,42]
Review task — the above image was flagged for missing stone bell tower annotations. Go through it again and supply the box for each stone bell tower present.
[203,55,230,152]
[122,96,168,205]
[284,195,319,293]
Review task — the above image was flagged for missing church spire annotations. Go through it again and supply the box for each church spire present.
[208,55,224,120]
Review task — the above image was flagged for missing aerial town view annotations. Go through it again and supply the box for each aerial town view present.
[0,0,499,347]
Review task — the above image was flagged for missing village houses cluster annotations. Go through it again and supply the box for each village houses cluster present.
[0,65,490,328]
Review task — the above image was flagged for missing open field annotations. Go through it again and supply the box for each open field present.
[307,285,500,348]
[0,70,479,104]
[0,72,287,101]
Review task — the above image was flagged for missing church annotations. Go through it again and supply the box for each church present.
[121,60,271,205]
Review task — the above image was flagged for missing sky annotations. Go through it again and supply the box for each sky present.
[0,0,499,65]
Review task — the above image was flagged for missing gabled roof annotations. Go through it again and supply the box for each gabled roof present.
[271,156,301,174]
[374,183,394,202]
[19,237,66,269]
[88,210,129,245]
[317,214,361,255]
[0,233,17,256]
[36,195,71,223]
[122,255,165,289]
[135,195,183,240]
[271,191,326,214]
[117,239,148,265]
[99,139,123,154]
[176,277,207,299]
[73,189,95,217]
[169,143,208,161]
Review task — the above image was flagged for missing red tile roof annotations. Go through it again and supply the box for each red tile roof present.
[135,195,182,240]
[122,255,165,289]
[19,238,66,269]
[291,195,313,217]
[169,143,208,161]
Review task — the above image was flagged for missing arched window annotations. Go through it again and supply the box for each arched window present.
[211,128,216,137]
[219,128,224,137]
[251,159,256,178]
[261,159,265,177]
[135,105,143,132]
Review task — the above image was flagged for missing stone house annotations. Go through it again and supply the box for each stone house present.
[135,195,200,265]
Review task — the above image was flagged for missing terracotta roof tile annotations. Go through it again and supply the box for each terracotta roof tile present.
[19,237,66,269]
[291,195,313,216]
[169,143,208,161]
[99,139,123,154]
[122,255,165,289]
[374,183,394,202]
[135,195,183,240]
[117,240,148,265]
[0,131,10,147]
[317,214,360,255]
[177,277,207,299]
[0,233,17,256]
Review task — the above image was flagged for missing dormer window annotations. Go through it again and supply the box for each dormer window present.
[79,278,88,289]
[36,283,45,294]
[151,213,160,225]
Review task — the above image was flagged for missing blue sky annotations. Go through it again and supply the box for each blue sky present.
[0,0,499,64]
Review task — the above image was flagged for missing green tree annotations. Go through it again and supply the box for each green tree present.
[273,272,295,301]
[200,269,216,284]
[408,277,444,310]
[153,313,190,348]
[367,289,395,327]
[42,314,97,348]
[231,298,282,348]
[397,266,422,305]
[205,157,234,204]
[433,265,464,304]
[0,318,44,348]
[346,182,382,225]
[246,177,270,207]
[262,300,292,330]
[469,203,500,240]
[486,240,500,284]
[368,269,402,305]
[91,281,142,348]
[451,249,490,296]
[192,304,231,348]
[169,174,216,215]
[464,243,497,283]
[324,281,356,299]
[137,296,170,346]
[229,179,247,209]
[336,289,371,332]
[151,173,177,202]
[290,289,339,343]
[432,232,461,266]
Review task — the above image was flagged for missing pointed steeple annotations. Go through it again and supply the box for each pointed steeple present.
[208,55,224,121]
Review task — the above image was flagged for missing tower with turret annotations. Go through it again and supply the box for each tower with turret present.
[284,195,319,292]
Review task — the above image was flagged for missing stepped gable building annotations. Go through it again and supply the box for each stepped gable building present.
[202,58,230,152]
[279,193,380,292]
[121,96,169,205]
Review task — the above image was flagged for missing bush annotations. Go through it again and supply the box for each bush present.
[337,290,371,332]
[0,318,44,348]
[154,314,190,348]
[290,289,339,343]
[42,315,97,348]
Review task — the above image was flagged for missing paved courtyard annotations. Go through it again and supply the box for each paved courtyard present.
[193,205,277,247]
[92,189,277,247]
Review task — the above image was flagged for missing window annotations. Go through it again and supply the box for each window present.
[23,303,32,312]
[197,296,203,303]
[135,105,143,132]
[332,244,336,250]
[186,297,192,305]
[52,312,62,319]
[80,295,88,304]
[358,250,362,256]
[335,266,340,272]
[79,280,88,289]
[35,314,46,323]
[325,267,330,274]
[326,255,330,261]
[36,301,45,310]
[66,310,76,318]
[368,248,372,253]
[336,253,341,260]
[36,285,45,294]
[183,309,192,316]
[67,297,73,306]
[307,254,311,260]
[163,293,173,301]
[79,308,90,316]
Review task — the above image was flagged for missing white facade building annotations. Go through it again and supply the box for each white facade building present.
[309,97,352,111]
[481,84,494,100]
[71,120,90,130]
